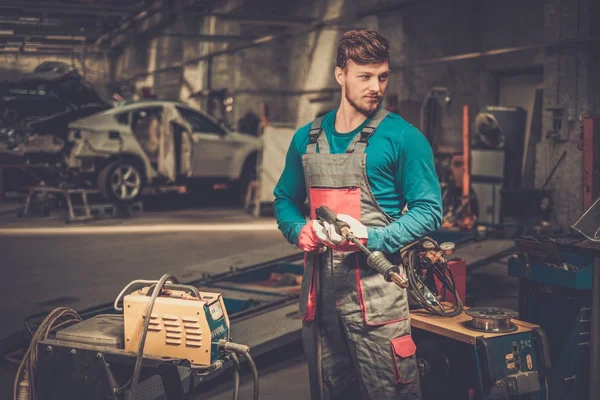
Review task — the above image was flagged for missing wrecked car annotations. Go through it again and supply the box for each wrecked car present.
[59,100,260,203]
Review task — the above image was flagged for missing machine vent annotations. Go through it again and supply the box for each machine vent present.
[147,314,162,332]
[183,316,203,348]
[162,315,182,346]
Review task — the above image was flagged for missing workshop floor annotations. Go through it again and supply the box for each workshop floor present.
[0,191,519,399]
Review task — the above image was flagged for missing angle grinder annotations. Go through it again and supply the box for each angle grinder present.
[315,206,409,289]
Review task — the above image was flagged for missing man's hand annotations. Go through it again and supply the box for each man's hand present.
[297,220,328,252]
[315,214,368,252]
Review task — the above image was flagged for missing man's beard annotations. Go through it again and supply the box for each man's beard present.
[345,83,381,117]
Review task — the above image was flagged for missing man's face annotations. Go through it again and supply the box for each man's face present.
[336,60,391,116]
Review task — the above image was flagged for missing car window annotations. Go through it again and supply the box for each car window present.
[176,106,224,135]
[131,107,162,131]
[115,112,129,125]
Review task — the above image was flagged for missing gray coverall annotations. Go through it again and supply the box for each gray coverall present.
[299,108,422,400]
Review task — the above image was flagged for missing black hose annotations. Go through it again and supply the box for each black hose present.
[245,351,259,400]
[404,248,463,317]
[128,273,178,400]
[230,353,240,400]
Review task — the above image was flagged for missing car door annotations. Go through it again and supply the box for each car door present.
[159,105,193,181]
[175,106,232,178]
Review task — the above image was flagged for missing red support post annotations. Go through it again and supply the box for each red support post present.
[462,105,470,214]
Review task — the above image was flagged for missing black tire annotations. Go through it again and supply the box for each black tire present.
[97,160,145,204]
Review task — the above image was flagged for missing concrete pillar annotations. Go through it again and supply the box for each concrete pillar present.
[535,0,596,227]
[294,0,353,127]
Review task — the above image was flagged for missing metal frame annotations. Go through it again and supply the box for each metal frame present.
[21,185,97,222]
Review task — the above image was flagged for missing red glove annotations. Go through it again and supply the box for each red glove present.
[297,221,327,252]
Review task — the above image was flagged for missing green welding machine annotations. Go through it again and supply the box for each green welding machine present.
[410,304,551,400]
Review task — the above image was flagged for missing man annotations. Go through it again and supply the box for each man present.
[273,29,442,400]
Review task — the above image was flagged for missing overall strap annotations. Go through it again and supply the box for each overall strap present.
[346,108,390,153]
[306,116,330,154]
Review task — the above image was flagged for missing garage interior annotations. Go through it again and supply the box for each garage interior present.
[1,0,600,399]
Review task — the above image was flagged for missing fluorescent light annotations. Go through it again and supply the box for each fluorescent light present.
[0,29,13,35]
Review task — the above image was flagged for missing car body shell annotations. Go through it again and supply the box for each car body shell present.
[64,100,260,185]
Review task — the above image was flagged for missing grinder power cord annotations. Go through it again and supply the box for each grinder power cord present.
[316,205,463,317]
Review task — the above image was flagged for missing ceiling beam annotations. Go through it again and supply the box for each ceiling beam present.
[0,46,104,55]
[204,12,315,28]
[96,0,170,47]
[357,0,420,17]
[0,2,141,17]
[0,28,104,42]
[157,33,255,42]
[0,23,107,40]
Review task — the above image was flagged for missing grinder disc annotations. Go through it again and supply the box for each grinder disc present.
[462,307,519,333]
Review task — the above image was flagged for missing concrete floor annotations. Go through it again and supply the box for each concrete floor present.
[0,191,520,400]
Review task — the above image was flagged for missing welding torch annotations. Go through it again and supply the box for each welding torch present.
[315,206,409,289]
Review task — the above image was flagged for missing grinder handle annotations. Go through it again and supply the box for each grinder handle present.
[316,206,350,236]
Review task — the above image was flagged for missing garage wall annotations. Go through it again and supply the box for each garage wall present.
[376,0,597,227]
[533,0,596,227]
[106,0,599,227]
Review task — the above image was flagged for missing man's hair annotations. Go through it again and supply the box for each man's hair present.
[336,29,391,70]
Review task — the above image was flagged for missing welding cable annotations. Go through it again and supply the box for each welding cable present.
[127,273,178,400]
[13,307,82,400]
[218,340,259,400]
[230,352,241,400]
[113,279,166,311]
[404,249,463,317]
[431,261,464,316]
[244,351,259,400]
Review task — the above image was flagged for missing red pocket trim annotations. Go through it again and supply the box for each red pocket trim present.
[391,335,417,384]
[309,187,361,220]
[391,335,416,358]
[303,252,317,322]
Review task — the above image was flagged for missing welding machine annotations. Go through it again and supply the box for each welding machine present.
[122,283,230,366]
[411,304,551,400]
[14,274,258,400]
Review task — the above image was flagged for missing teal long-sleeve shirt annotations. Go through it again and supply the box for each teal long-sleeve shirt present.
[273,109,443,254]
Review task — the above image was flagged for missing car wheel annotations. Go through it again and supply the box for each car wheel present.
[98,161,145,204]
